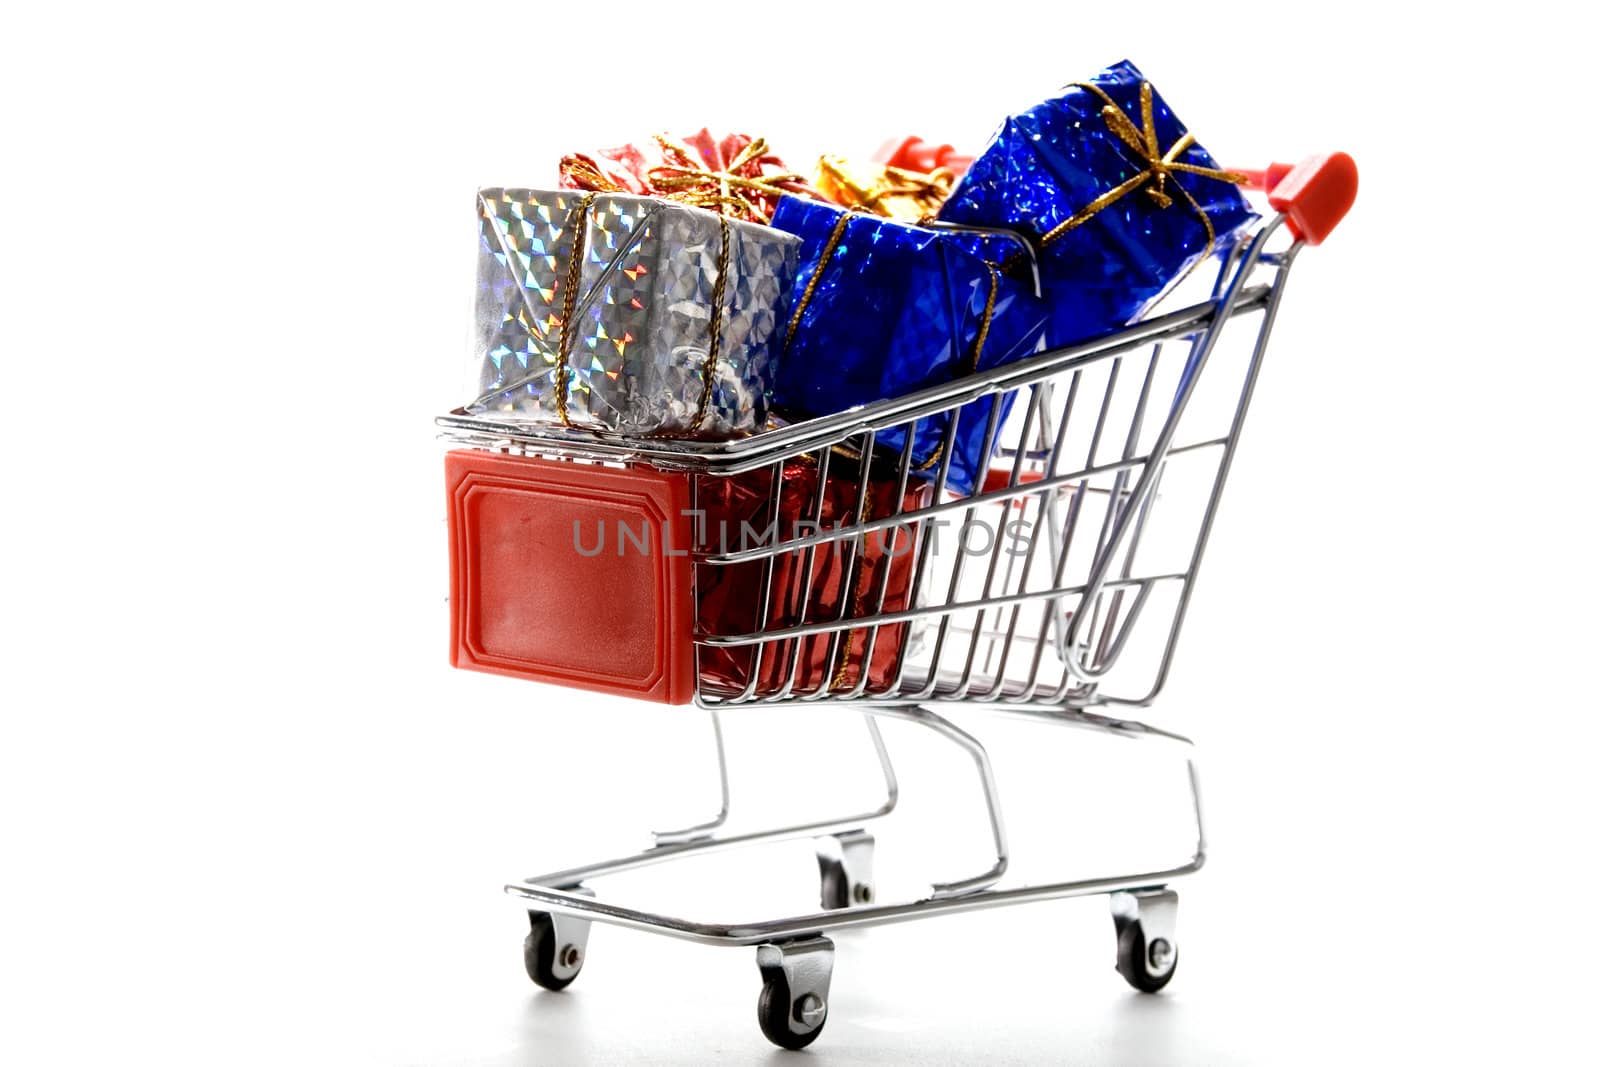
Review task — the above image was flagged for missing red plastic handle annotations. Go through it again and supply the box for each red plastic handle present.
[1237,152,1357,245]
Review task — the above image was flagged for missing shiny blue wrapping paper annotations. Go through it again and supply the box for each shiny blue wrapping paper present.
[768,196,1048,496]
[939,60,1257,348]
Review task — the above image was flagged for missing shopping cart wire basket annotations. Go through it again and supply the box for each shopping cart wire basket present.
[437,151,1356,1049]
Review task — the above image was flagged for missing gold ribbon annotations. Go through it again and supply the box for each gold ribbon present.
[647,135,818,224]
[783,209,1001,475]
[1035,81,1246,272]
[552,192,729,435]
[557,156,629,195]
[815,155,956,223]
[783,209,854,353]
[552,193,597,429]
[689,215,733,434]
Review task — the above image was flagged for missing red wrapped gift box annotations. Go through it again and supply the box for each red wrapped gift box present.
[697,461,932,698]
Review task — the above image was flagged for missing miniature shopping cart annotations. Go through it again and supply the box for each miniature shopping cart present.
[438,153,1355,1049]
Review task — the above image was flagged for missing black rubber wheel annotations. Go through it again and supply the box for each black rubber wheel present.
[1115,922,1177,993]
[524,912,581,991]
[757,972,826,1050]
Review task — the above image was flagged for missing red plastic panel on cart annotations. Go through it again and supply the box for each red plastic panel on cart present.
[446,450,695,704]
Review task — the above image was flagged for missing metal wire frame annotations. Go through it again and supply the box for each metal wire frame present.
[506,702,1204,950]
[439,214,1297,713]
[442,208,1311,1047]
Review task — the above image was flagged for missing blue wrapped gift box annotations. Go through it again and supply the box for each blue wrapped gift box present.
[768,196,1048,496]
[939,60,1258,347]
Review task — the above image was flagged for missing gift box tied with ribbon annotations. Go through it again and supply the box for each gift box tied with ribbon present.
[470,186,799,439]
[766,196,1050,497]
[939,60,1259,349]
[470,130,835,440]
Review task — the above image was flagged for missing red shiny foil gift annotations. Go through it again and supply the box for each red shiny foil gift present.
[874,136,975,177]
[697,461,933,698]
[559,129,826,223]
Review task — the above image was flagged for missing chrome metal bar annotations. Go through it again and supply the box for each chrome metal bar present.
[437,287,1274,476]
[978,489,1037,688]
[1069,355,1135,681]
[866,706,1009,898]
[700,439,1228,568]
[1044,232,1285,704]
[1020,474,1091,695]
[885,402,962,700]
[651,712,731,846]
[800,430,878,701]
[689,472,706,709]
[980,488,1052,701]
[1036,351,1128,674]
[1187,758,1208,860]
[771,446,834,701]
[1091,462,1167,675]
[1060,217,1288,682]
[1011,381,1070,657]
[925,219,1045,298]
[507,859,1203,948]
[1085,344,1164,669]
[731,468,786,703]
[505,712,1204,947]
[949,387,1047,699]
[900,503,978,702]
[839,422,921,700]
[700,573,1187,647]
[1003,370,1089,700]
[526,713,900,888]
[1108,239,1304,707]
[1083,241,1244,680]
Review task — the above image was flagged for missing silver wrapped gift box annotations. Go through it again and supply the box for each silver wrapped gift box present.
[470,188,801,438]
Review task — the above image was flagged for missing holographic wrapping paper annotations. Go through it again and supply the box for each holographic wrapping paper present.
[938,60,1257,347]
[697,462,933,698]
[768,197,1048,496]
[470,188,800,438]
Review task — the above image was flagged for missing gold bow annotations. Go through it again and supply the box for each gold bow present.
[1038,80,1246,259]
[815,155,956,223]
[557,156,629,194]
[646,135,817,223]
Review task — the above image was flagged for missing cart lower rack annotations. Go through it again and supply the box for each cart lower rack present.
[438,153,1355,1049]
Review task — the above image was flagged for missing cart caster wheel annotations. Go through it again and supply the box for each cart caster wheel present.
[755,937,834,1050]
[1115,921,1178,993]
[1110,888,1179,993]
[522,889,594,992]
[758,972,827,1050]
[815,829,874,910]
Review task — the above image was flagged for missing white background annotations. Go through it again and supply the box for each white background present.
[2,3,1595,1064]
